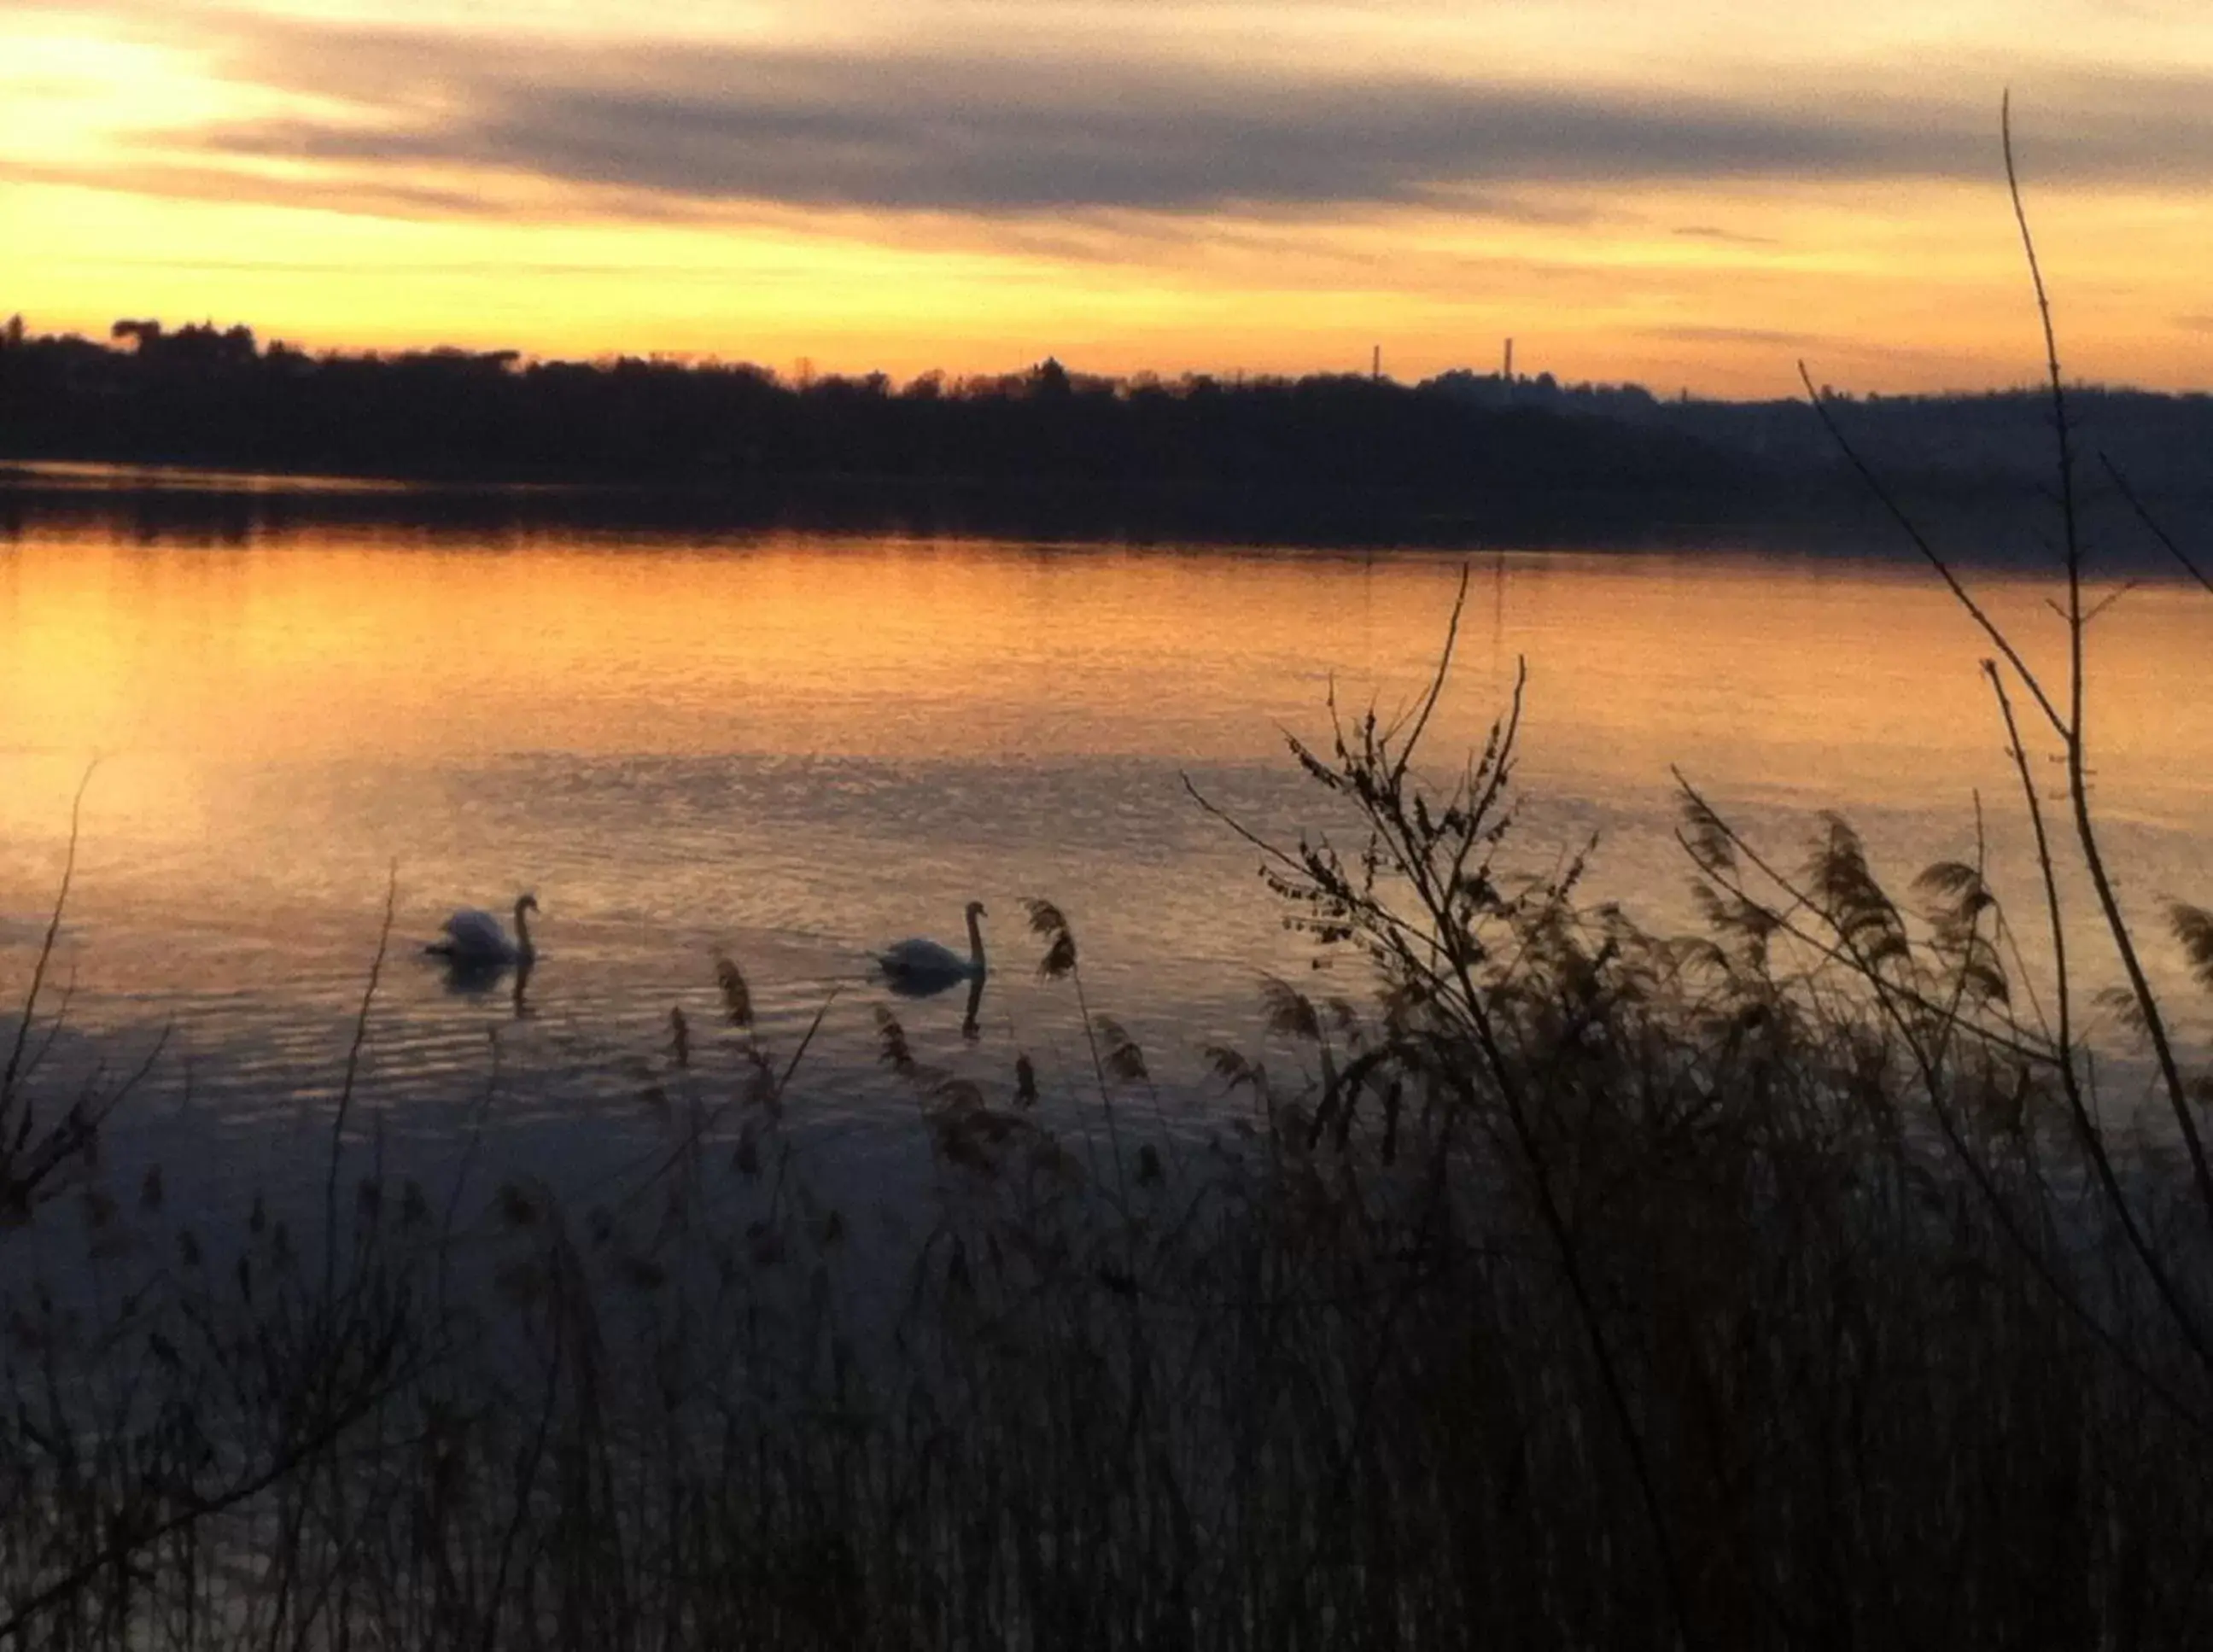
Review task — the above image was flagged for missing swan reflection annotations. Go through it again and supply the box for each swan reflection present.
[875,908,990,1038]
[435,954,534,1019]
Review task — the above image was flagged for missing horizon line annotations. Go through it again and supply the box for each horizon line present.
[9,312,2205,407]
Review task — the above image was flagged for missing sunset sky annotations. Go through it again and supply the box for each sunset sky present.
[3,0,2209,395]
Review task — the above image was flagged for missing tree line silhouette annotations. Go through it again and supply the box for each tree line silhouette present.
[9,316,2207,553]
[0,318,1754,501]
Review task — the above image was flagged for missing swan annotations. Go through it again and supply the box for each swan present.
[879,901,986,995]
[428,893,538,966]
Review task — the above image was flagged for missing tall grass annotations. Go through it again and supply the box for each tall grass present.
[7,115,2213,1648]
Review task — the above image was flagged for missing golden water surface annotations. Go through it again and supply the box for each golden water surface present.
[2,508,2208,1195]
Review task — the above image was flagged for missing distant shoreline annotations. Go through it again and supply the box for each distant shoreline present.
[8,453,2209,572]
[9,325,2211,560]
[0,452,1892,554]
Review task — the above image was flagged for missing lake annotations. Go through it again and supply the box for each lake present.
[4,479,2211,1211]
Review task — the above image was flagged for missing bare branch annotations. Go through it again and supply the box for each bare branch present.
[2102,452,2213,597]
[1796,361,2067,742]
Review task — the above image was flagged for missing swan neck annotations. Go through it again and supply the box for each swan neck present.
[513,899,534,957]
[966,909,986,974]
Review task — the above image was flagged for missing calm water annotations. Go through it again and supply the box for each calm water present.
[4,493,2211,1206]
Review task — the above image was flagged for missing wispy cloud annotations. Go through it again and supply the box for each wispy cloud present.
[22,4,2213,222]
[0,156,497,219]
[1638,324,1825,347]
[204,46,2213,214]
[1672,225,1780,247]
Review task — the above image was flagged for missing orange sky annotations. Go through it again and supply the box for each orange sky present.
[3,0,2210,395]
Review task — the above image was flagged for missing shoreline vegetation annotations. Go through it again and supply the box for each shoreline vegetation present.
[9,142,2213,1647]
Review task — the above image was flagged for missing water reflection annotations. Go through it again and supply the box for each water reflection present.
[2,511,2210,1205]
[879,962,985,1003]
[875,966,988,1042]
[873,939,990,1038]
[435,954,534,1020]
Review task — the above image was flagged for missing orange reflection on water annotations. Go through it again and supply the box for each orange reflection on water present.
[3,526,2210,865]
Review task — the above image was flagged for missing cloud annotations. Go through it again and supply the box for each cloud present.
[1672,225,1780,247]
[0,156,497,219]
[1638,324,1825,347]
[24,5,2213,220]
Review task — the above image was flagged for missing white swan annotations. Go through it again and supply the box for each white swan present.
[428,893,538,966]
[879,901,986,993]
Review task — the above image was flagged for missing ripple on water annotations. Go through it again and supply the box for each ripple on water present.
[4,526,2211,1224]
